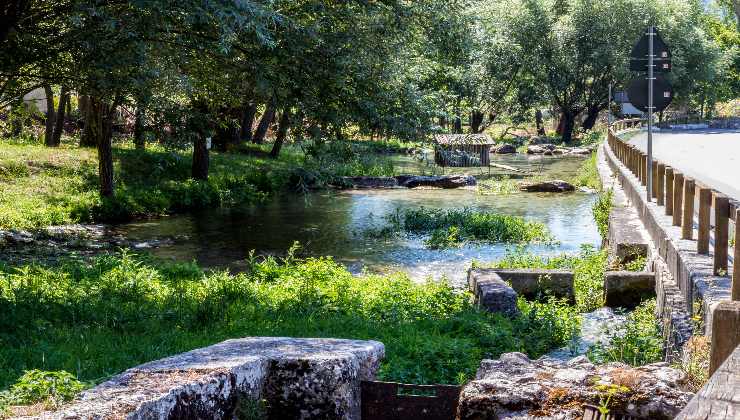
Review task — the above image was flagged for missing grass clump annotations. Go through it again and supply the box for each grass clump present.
[479,245,607,313]
[593,190,613,242]
[587,299,663,366]
[384,207,553,248]
[0,248,581,391]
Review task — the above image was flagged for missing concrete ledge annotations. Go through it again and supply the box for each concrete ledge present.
[604,271,656,308]
[468,268,574,302]
[21,337,384,420]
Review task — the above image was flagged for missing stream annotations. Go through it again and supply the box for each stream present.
[113,153,601,288]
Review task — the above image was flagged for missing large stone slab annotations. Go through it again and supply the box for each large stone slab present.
[519,180,575,193]
[469,268,574,302]
[467,270,519,317]
[18,337,384,420]
[396,175,477,189]
[457,352,693,420]
[604,271,656,309]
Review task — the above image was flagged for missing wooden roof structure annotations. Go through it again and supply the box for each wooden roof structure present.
[433,134,494,146]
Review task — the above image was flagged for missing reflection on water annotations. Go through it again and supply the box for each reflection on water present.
[114,154,600,287]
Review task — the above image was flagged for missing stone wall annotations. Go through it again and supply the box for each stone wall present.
[16,337,384,420]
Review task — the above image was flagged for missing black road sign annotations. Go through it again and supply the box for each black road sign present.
[629,28,672,73]
[627,75,673,113]
[630,28,671,59]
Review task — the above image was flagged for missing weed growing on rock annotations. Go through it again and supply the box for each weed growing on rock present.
[0,370,85,415]
[587,299,663,366]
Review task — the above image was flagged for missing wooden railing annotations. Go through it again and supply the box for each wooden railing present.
[606,121,739,377]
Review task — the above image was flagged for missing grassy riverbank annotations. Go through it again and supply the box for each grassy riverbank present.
[0,138,397,231]
[0,249,580,394]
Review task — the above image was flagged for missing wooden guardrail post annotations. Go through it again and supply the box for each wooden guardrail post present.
[640,153,647,186]
[697,187,713,255]
[672,172,684,226]
[709,301,740,376]
[682,178,695,240]
[652,161,659,200]
[713,193,729,275]
[734,208,740,300]
[665,167,674,216]
[657,163,665,206]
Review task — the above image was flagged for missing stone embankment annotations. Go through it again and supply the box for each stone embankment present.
[16,338,384,420]
[457,352,693,420]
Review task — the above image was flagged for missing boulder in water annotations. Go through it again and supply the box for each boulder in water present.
[519,180,575,193]
[494,144,517,154]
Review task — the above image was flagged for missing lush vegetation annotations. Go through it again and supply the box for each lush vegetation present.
[1,0,737,205]
[371,207,554,249]
[0,250,580,391]
[478,245,608,312]
[588,299,663,366]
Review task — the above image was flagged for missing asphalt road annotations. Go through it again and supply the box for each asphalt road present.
[628,129,740,201]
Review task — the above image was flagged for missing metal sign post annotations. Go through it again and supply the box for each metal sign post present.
[627,26,673,203]
[647,26,654,202]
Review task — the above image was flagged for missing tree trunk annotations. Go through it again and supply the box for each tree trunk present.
[470,110,484,134]
[535,110,545,136]
[88,97,114,197]
[191,134,209,180]
[270,109,291,158]
[133,106,145,150]
[240,102,257,143]
[581,106,600,131]
[44,85,55,146]
[50,87,68,146]
[453,116,462,134]
[79,95,97,147]
[560,112,577,144]
[252,103,275,144]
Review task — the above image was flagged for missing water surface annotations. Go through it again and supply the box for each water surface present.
[115,154,600,287]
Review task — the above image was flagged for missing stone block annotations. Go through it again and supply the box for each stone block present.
[467,270,519,317]
[604,271,656,308]
[25,337,384,420]
[457,352,693,420]
[469,268,574,302]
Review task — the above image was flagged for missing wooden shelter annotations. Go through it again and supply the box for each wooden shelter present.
[433,134,494,167]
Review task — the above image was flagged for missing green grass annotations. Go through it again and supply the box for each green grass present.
[379,207,553,249]
[0,137,397,230]
[0,249,581,392]
[476,245,608,313]
[587,299,663,366]
[571,152,601,191]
